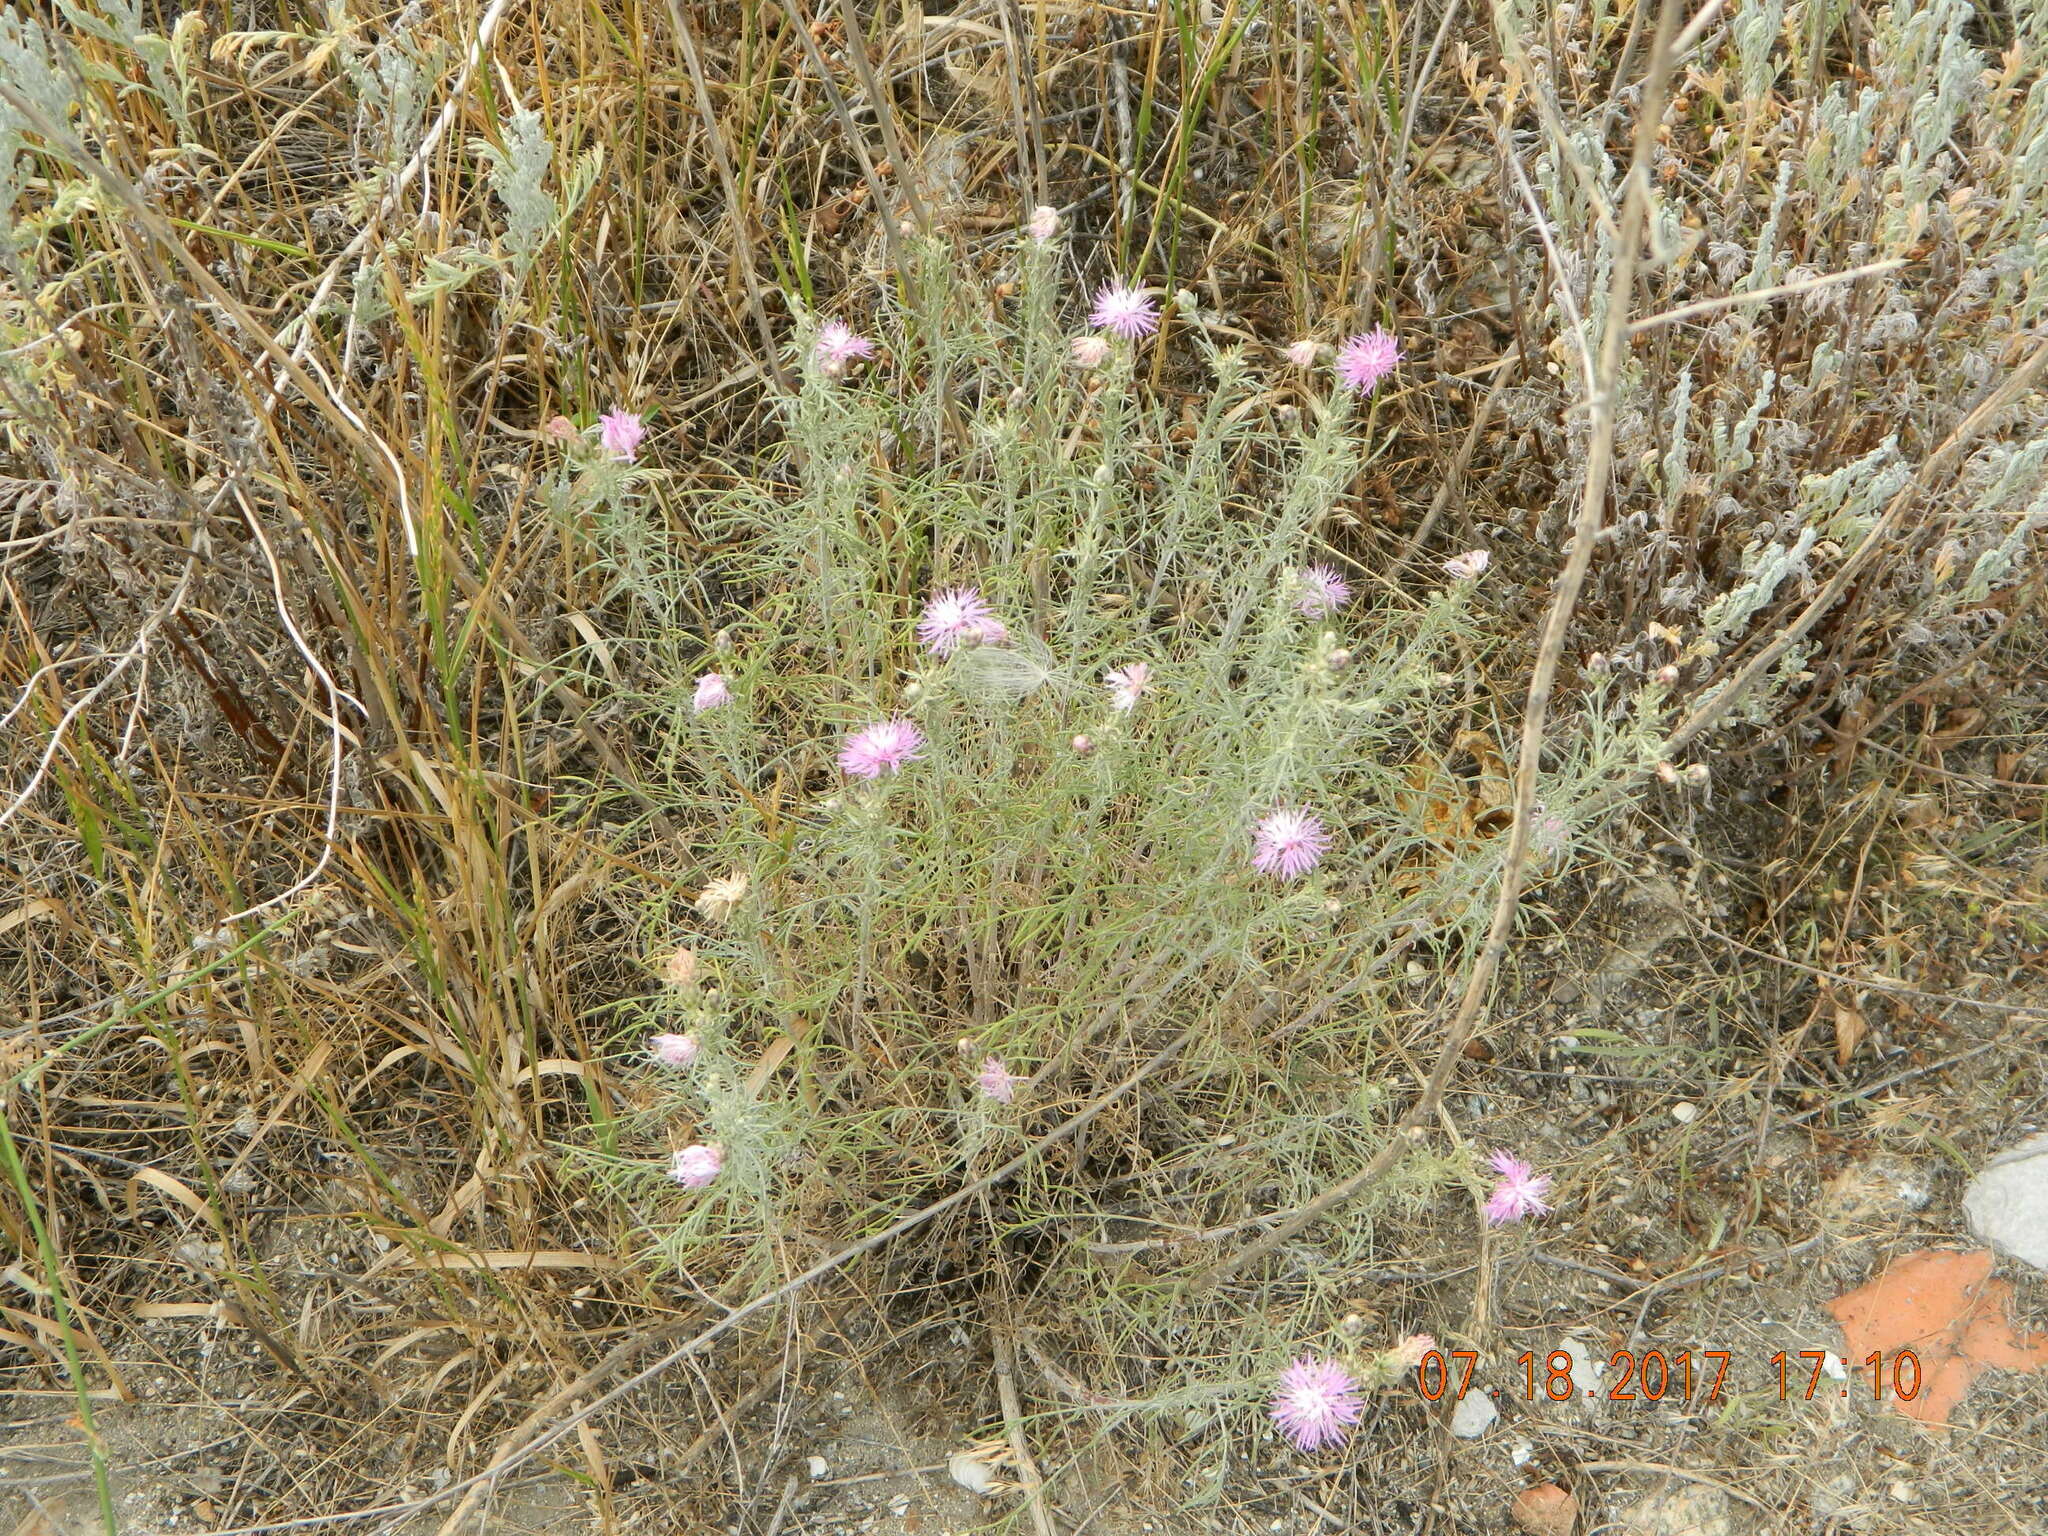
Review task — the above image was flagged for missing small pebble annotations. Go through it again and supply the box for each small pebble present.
[1450,1393,1498,1438]
[1670,1101,1699,1124]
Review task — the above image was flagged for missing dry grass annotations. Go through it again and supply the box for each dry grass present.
[3,1,2046,1532]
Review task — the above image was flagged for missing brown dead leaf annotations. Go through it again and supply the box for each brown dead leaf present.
[1831,995,1868,1067]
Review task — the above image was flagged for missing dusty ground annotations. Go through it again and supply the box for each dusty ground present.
[9,812,2044,1536]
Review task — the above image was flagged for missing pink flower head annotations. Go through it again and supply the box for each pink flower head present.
[1089,281,1160,339]
[1025,205,1060,242]
[599,409,646,462]
[1284,339,1320,369]
[839,718,926,779]
[693,672,731,712]
[543,414,578,440]
[1251,806,1331,881]
[1442,549,1490,581]
[649,1032,700,1068]
[1069,334,1111,369]
[1270,1356,1364,1453]
[669,1143,723,1188]
[1335,327,1402,395]
[1103,662,1151,712]
[918,587,1009,656]
[977,1055,1022,1103]
[1293,563,1353,617]
[1483,1149,1552,1225]
[814,319,876,378]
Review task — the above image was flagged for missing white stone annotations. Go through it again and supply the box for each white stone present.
[1670,1101,1699,1124]
[1449,1392,1498,1438]
[1962,1133,2048,1271]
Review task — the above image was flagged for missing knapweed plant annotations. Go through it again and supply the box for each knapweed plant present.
[559,223,1662,1424]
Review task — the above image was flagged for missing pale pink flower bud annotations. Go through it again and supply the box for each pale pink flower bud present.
[1442,549,1490,581]
[1024,204,1060,241]
[662,946,700,987]
[693,672,731,712]
[1069,335,1110,369]
[1285,339,1320,369]
[669,1143,723,1188]
[649,1032,699,1067]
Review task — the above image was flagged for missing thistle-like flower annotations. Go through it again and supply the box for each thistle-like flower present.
[839,718,926,779]
[693,672,731,712]
[1270,1356,1364,1453]
[599,409,646,462]
[1089,281,1160,339]
[542,414,578,440]
[1285,339,1320,369]
[1024,204,1060,242]
[1335,328,1401,395]
[814,320,876,377]
[649,1032,699,1068]
[918,588,1010,656]
[1442,549,1490,581]
[669,1144,723,1188]
[694,871,750,923]
[977,1056,1022,1103]
[1483,1150,1552,1225]
[1103,662,1151,712]
[1251,807,1331,880]
[1293,563,1353,617]
[1069,335,1110,369]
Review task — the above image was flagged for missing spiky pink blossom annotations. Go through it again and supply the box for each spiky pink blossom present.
[1024,205,1060,242]
[1442,549,1490,581]
[1103,662,1151,712]
[1335,328,1402,395]
[599,409,646,462]
[669,1143,723,1188]
[918,588,1009,656]
[839,718,926,779]
[1483,1150,1552,1225]
[977,1056,1022,1103]
[543,414,578,440]
[649,1032,700,1068]
[1069,335,1111,369]
[1270,1356,1364,1453]
[1251,807,1331,880]
[1293,563,1353,617]
[1089,281,1160,339]
[1285,339,1320,369]
[814,320,876,377]
[693,672,731,712]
